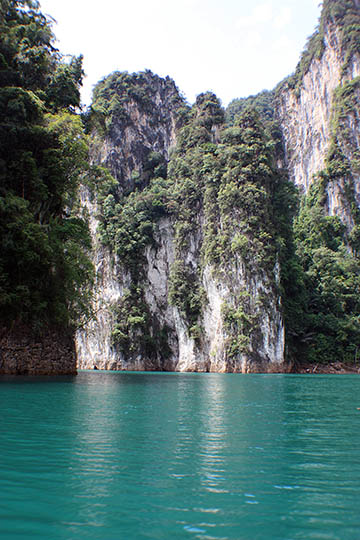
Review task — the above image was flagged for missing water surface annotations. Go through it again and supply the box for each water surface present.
[1,372,360,539]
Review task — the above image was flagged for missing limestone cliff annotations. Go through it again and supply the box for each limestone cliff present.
[89,71,182,194]
[76,72,183,370]
[276,1,360,228]
[76,77,286,372]
[272,0,360,365]
[76,1,360,372]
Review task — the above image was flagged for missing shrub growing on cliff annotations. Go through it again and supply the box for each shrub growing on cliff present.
[275,0,360,95]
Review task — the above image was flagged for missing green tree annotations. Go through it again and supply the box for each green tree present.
[0,0,93,332]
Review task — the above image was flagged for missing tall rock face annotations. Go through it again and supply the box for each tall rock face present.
[273,0,360,366]
[276,0,360,228]
[76,76,286,372]
[77,1,360,372]
[89,71,182,194]
[162,97,286,373]
[76,71,184,370]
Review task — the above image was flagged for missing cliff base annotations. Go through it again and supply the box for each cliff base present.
[293,362,360,374]
[0,326,77,375]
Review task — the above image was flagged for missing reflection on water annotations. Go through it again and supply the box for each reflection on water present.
[0,372,360,539]
[198,376,228,496]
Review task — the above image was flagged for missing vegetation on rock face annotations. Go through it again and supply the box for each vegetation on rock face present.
[103,170,176,362]
[85,69,187,202]
[97,86,294,363]
[1,0,360,369]
[89,70,185,137]
[226,94,302,362]
[110,285,172,366]
[276,0,360,95]
[97,61,360,368]
[292,75,360,365]
[226,91,284,161]
[0,0,93,332]
[224,0,360,367]
[89,70,187,360]
[271,3,360,366]
[226,91,276,126]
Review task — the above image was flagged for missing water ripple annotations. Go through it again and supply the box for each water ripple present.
[1,372,360,539]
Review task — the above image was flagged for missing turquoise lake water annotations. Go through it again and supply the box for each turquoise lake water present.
[1,372,360,540]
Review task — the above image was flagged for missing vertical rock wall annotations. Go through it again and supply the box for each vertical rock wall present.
[276,25,344,191]
[75,73,182,370]
[276,20,360,228]
[76,73,286,373]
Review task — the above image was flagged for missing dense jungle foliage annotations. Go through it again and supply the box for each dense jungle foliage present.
[0,0,94,332]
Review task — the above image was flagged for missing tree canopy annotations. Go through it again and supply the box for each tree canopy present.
[0,0,92,332]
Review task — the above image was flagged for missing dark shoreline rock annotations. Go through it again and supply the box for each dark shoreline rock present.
[0,326,77,375]
[292,362,360,374]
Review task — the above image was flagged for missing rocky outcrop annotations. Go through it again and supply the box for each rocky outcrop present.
[199,263,285,373]
[0,326,76,375]
[76,72,183,370]
[76,4,360,374]
[276,25,345,192]
[76,77,286,373]
[77,215,177,371]
[276,16,360,228]
[90,71,182,193]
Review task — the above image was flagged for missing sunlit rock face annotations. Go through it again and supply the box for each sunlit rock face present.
[76,73,182,371]
[75,187,124,370]
[276,26,344,193]
[276,21,360,230]
[199,263,285,374]
[77,187,285,373]
[76,6,360,373]
[76,72,285,373]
